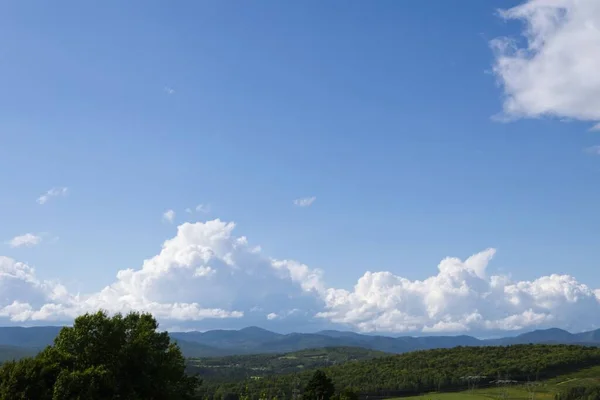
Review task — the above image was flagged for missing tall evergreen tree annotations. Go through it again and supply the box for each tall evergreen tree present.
[303,370,335,400]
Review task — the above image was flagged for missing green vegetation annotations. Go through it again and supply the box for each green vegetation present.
[187,347,386,382]
[3,312,600,399]
[0,311,200,399]
[303,370,335,400]
[198,345,600,400]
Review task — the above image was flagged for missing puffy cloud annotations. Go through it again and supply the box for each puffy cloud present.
[293,197,316,207]
[491,0,600,127]
[318,249,600,333]
[162,209,176,223]
[37,187,68,205]
[1,219,600,334]
[6,233,42,248]
[0,256,73,322]
[0,220,321,325]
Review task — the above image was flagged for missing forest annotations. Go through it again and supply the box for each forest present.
[186,347,386,382]
[197,344,600,400]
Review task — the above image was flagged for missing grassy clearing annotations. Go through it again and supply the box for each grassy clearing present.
[398,385,554,399]
[394,383,562,399]
[393,365,600,399]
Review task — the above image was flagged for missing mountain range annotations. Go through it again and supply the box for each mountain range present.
[1,325,600,359]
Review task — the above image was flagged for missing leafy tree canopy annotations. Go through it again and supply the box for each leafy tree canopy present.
[0,310,200,400]
[303,370,335,400]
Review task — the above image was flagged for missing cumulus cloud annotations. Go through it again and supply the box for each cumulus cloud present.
[491,0,600,127]
[293,197,316,207]
[162,209,176,223]
[318,249,600,333]
[0,220,322,325]
[1,219,600,333]
[37,187,68,205]
[0,256,74,322]
[6,234,42,248]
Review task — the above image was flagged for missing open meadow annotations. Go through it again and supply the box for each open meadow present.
[397,365,600,400]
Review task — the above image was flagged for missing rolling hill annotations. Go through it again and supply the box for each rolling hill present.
[3,325,600,359]
[186,346,387,382]
[197,344,600,399]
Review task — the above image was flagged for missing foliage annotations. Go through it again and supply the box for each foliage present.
[187,347,386,382]
[555,384,600,400]
[333,388,359,400]
[303,370,334,400]
[197,344,600,399]
[0,311,200,399]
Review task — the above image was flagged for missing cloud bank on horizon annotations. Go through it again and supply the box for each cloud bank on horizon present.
[1,218,600,334]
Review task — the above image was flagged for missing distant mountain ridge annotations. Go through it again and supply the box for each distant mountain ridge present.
[2,325,600,359]
[169,326,600,356]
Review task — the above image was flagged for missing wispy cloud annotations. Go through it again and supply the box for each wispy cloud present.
[7,233,42,248]
[585,146,600,155]
[162,209,176,223]
[37,187,68,205]
[195,204,210,213]
[293,196,316,207]
[184,204,210,214]
[164,86,175,95]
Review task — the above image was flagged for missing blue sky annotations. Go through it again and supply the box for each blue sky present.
[1,0,600,334]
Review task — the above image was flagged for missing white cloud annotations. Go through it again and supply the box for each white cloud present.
[293,197,316,207]
[1,219,600,334]
[317,249,600,333]
[0,220,320,324]
[163,209,176,223]
[37,187,68,205]
[266,309,302,321]
[0,256,74,322]
[6,234,42,248]
[491,0,600,127]
[165,86,175,95]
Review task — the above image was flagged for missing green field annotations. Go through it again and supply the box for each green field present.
[399,387,554,399]
[396,365,600,399]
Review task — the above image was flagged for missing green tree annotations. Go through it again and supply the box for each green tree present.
[0,310,200,400]
[338,388,359,400]
[303,370,335,400]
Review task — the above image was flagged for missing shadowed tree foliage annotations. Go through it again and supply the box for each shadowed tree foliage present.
[0,311,200,400]
[303,370,335,400]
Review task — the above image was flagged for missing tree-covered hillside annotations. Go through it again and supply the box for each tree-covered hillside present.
[187,347,387,382]
[198,345,600,399]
